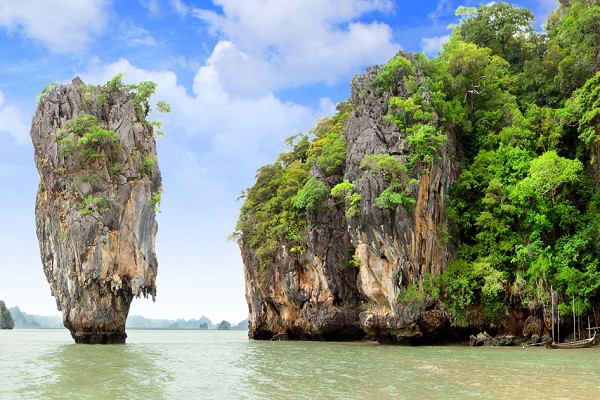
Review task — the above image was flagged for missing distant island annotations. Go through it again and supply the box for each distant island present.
[1,300,15,329]
[8,306,247,331]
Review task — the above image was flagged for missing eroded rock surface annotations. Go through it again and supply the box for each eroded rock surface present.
[345,62,458,343]
[243,202,363,340]
[241,54,459,342]
[31,77,161,344]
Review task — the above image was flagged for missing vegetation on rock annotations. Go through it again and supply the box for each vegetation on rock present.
[232,102,352,273]
[31,74,168,343]
[236,0,600,337]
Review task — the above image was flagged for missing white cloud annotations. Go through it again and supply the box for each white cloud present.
[192,0,399,96]
[428,0,452,21]
[121,22,157,46]
[0,92,29,145]
[171,0,189,17]
[139,0,160,16]
[421,35,450,57]
[0,0,109,53]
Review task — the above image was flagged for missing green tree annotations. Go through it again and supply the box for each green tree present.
[331,180,361,218]
[360,154,418,211]
[454,2,535,69]
[375,54,415,93]
[295,177,329,211]
[308,102,352,176]
[551,2,600,95]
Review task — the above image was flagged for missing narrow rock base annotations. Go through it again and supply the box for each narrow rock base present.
[72,330,127,344]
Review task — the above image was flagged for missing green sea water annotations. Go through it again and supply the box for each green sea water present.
[2,329,600,399]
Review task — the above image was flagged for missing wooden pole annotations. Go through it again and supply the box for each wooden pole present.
[551,285,555,342]
[577,301,580,340]
[573,297,576,342]
[558,303,560,343]
[588,316,591,338]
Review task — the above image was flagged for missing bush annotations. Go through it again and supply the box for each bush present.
[375,54,415,93]
[397,283,426,306]
[315,132,346,175]
[360,154,418,211]
[79,196,111,216]
[77,125,120,159]
[295,177,329,211]
[331,180,361,217]
[374,185,416,211]
[36,82,57,105]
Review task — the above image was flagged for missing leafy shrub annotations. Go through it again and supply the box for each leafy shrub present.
[106,73,126,90]
[152,192,162,213]
[406,124,447,170]
[374,185,416,211]
[65,114,98,136]
[294,177,329,210]
[36,82,57,105]
[77,125,120,159]
[397,283,426,306]
[360,154,418,211]
[308,102,352,176]
[156,101,171,113]
[331,180,361,217]
[79,196,111,216]
[57,134,76,156]
[139,155,156,176]
[315,132,346,175]
[375,54,415,93]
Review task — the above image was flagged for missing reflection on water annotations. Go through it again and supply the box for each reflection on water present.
[16,337,171,399]
[4,329,600,399]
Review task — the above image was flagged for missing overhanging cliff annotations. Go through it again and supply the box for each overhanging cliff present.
[31,76,162,344]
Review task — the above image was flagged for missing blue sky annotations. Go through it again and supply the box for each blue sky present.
[0,0,557,323]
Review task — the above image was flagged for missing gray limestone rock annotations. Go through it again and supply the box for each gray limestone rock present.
[30,77,161,344]
[242,52,459,342]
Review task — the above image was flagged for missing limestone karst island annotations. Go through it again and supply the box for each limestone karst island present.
[234,1,600,345]
[30,75,163,344]
[18,1,600,347]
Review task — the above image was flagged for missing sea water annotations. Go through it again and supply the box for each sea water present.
[2,329,600,399]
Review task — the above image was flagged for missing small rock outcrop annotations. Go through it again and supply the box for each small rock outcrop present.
[0,301,15,329]
[217,320,231,330]
[470,332,515,346]
[31,77,162,344]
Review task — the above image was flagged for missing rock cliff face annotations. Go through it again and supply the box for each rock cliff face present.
[31,77,161,344]
[243,200,363,340]
[241,54,460,342]
[344,64,458,343]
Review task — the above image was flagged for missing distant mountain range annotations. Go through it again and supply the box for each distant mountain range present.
[9,307,247,331]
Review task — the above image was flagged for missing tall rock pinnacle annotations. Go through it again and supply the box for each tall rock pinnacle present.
[30,77,162,344]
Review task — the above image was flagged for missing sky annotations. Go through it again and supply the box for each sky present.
[0,0,558,324]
